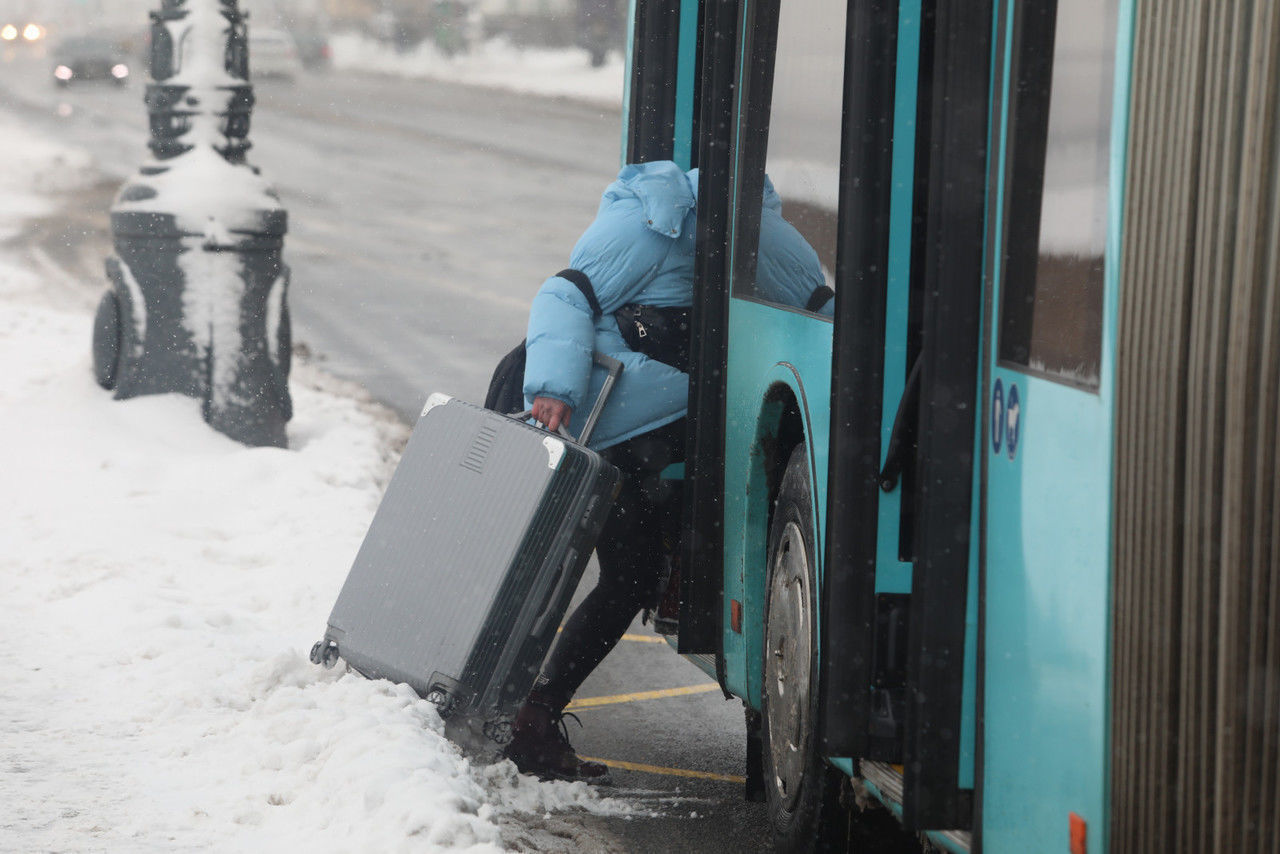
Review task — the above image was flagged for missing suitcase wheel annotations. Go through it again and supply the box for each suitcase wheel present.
[310,640,340,669]
[426,689,458,719]
[483,715,514,746]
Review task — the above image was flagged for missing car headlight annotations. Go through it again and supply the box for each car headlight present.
[1,24,17,41]
[54,65,73,80]
[111,64,129,78]
[22,23,42,41]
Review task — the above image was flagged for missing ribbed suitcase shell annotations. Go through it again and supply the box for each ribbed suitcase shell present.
[315,394,619,749]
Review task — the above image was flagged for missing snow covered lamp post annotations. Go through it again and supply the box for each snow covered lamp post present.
[92,0,292,448]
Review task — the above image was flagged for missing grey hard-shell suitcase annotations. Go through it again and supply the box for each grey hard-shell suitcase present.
[310,355,622,751]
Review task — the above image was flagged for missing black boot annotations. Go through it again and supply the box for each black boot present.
[503,697,611,783]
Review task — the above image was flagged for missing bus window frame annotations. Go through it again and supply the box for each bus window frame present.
[681,0,742,657]
[901,0,993,830]
[727,0,778,310]
[626,0,683,163]
[819,0,901,761]
[726,0,842,321]
[994,0,1109,394]
[730,293,837,320]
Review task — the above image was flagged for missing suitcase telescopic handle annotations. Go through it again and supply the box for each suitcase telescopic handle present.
[508,352,623,447]
[576,352,623,447]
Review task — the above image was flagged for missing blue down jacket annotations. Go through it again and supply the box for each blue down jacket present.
[523,160,828,450]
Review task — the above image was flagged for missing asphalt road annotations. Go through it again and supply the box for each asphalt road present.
[0,47,772,853]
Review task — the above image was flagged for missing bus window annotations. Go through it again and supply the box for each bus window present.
[733,0,846,315]
[998,0,1118,389]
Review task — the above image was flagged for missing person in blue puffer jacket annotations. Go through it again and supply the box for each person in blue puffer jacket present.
[505,160,830,782]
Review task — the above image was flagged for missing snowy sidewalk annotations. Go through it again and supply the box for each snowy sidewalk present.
[0,115,626,852]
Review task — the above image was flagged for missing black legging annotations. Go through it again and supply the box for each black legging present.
[532,418,685,711]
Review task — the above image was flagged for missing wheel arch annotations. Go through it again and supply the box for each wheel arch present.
[741,364,822,710]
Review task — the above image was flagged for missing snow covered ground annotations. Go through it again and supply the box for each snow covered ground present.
[0,114,630,851]
[330,33,626,108]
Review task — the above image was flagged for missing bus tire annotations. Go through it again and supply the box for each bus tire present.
[762,443,847,852]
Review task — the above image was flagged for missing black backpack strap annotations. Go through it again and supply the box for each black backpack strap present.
[806,285,836,313]
[557,268,602,319]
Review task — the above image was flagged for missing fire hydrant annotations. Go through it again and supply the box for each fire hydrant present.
[92,0,292,448]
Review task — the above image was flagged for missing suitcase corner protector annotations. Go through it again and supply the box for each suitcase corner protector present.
[422,393,454,417]
[542,436,565,469]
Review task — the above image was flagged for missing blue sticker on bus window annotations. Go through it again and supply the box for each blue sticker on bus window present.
[1006,383,1021,460]
[991,378,1004,455]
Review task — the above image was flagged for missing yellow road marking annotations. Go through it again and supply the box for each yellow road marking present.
[565,683,720,710]
[579,756,746,784]
[620,633,667,644]
[556,628,667,644]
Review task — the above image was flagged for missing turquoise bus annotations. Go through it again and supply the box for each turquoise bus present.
[620,0,1280,850]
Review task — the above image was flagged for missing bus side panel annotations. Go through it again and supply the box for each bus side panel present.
[981,378,1113,847]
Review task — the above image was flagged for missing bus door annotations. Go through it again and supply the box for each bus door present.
[705,0,992,837]
[977,0,1125,850]
[822,0,995,835]
[708,0,847,703]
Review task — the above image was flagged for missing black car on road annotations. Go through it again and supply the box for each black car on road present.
[52,37,131,87]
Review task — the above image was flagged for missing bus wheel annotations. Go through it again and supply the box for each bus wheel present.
[762,444,846,852]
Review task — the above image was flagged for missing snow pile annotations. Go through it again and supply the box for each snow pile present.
[331,33,625,108]
[0,116,627,851]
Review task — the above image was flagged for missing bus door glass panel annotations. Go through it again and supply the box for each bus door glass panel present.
[981,0,1119,847]
[997,0,1115,388]
[733,0,846,313]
